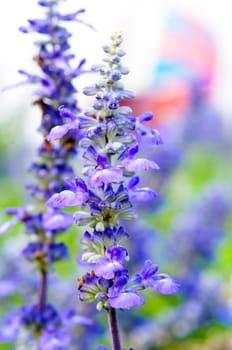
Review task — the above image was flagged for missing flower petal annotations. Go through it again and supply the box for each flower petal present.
[123,158,159,172]
[94,257,125,279]
[46,190,88,209]
[46,120,79,141]
[43,211,73,230]
[130,187,159,202]
[88,167,123,187]
[152,274,179,295]
[108,290,144,309]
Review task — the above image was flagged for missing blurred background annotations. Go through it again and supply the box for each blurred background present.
[1,0,232,349]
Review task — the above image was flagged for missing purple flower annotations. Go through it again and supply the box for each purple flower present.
[42,209,73,231]
[22,242,69,264]
[46,120,80,141]
[0,312,20,342]
[63,308,92,327]
[46,108,80,141]
[94,245,128,279]
[88,167,123,187]
[127,176,159,202]
[0,207,26,235]
[151,274,180,295]
[135,115,163,145]
[132,260,179,295]
[81,147,124,187]
[77,272,109,304]
[0,280,17,299]
[129,187,159,202]
[46,190,87,209]
[122,158,159,172]
[138,260,159,282]
[108,288,144,309]
[108,271,144,309]
[46,178,89,208]
[39,328,71,350]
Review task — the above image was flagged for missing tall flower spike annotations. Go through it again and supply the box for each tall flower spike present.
[47,31,178,350]
[0,0,92,348]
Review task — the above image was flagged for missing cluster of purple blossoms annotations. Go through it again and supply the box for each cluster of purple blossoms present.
[169,184,230,293]
[127,184,230,349]
[162,183,231,341]
[0,0,93,348]
[47,31,178,349]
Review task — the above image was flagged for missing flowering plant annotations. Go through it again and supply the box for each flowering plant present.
[47,31,178,349]
[0,0,93,348]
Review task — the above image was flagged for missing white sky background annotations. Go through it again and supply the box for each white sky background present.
[0,0,232,130]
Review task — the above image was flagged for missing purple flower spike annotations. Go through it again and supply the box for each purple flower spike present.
[0,1,98,347]
[72,33,177,321]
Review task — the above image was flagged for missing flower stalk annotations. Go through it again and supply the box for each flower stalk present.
[37,269,47,315]
[108,308,122,350]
